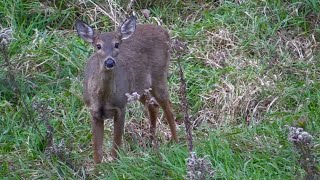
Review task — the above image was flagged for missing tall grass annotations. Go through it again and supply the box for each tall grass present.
[1,0,319,179]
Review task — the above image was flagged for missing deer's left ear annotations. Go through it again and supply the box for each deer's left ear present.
[120,16,137,40]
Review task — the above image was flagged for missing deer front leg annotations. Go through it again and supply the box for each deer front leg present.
[92,116,104,164]
[111,108,126,159]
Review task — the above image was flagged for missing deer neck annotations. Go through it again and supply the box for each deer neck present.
[89,69,115,100]
[102,70,115,98]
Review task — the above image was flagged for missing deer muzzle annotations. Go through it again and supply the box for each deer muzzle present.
[104,58,115,69]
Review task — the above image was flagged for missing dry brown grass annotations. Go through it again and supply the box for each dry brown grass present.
[194,78,278,127]
[200,28,239,68]
[178,25,276,127]
[274,31,318,61]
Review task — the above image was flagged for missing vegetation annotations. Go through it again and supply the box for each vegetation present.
[1,0,319,179]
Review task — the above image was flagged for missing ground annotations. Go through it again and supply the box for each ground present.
[0,0,319,179]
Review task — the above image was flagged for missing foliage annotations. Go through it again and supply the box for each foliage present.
[0,0,319,179]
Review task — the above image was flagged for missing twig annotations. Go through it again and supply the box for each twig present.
[171,38,193,152]
[171,38,215,179]
[127,0,136,16]
[178,61,193,152]
[87,0,120,25]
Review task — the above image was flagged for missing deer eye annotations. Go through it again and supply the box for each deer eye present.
[96,44,102,49]
[114,43,119,48]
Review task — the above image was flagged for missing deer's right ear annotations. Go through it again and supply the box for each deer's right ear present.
[75,20,95,43]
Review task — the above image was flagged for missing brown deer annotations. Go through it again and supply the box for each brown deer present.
[75,16,178,164]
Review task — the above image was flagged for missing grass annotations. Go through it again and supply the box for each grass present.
[1,0,320,179]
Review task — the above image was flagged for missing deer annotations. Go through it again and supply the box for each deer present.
[75,16,178,164]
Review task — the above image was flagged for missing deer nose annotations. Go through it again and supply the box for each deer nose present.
[104,58,115,68]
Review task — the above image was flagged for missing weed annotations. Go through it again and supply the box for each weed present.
[288,127,320,179]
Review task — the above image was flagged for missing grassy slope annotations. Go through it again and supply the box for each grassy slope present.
[0,0,319,179]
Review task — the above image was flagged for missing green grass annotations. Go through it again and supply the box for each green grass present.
[1,0,320,179]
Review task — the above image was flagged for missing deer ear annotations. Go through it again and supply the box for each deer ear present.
[75,20,95,43]
[120,16,136,40]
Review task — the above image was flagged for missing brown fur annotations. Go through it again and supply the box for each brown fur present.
[79,22,178,164]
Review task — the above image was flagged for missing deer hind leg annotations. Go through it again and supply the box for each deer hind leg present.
[151,86,178,142]
[139,95,160,143]
[91,108,105,164]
